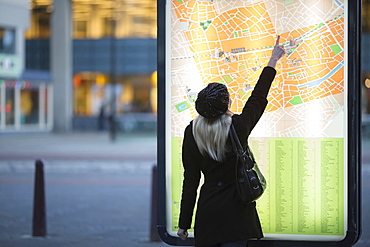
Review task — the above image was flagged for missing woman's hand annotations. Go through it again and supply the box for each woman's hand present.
[177,228,189,240]
[268,35,286,68]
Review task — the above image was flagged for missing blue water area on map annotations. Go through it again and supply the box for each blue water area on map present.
[297,61,344,89]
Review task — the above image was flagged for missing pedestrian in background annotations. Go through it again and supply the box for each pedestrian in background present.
[177,36,285,247]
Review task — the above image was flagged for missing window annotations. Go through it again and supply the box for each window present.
[20,88,40,124]
[72,0,157,39]
[5,88,15,126]
[364,0,370,33]
[0,28,16,54]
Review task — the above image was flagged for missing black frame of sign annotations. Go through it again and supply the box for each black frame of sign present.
[156,0,361,246]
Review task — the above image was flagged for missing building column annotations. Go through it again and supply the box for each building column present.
[51,0,72,132]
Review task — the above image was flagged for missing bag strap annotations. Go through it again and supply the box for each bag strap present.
[229,124,254,170]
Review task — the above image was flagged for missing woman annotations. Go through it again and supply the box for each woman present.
[177,36,285,247]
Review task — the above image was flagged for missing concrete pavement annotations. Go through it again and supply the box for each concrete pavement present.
[0,131,369,247]
[0,132,157,160]
[0,131,171,247]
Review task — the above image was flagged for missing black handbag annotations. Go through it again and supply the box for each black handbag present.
[229,124,266,204]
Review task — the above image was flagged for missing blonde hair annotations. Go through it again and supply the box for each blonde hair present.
[192,111,232,162]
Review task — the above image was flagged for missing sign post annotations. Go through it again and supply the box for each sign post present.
[157,0,361,246]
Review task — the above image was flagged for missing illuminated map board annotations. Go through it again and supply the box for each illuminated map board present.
[157,0,361,245]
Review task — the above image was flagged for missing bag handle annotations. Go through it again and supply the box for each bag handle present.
[229,124,255,170]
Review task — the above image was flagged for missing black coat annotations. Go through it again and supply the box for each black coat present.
[178,66,277,247]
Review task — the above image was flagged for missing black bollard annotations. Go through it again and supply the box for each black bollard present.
[32,159,47,237]
[150,165,161,242]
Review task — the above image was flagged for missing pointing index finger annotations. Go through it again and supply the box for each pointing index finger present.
[275,35,280,46]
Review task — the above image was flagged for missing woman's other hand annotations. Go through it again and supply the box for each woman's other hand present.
[268,35,286,68]
[177,228,189,240]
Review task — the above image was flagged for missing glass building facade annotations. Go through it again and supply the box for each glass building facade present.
[24,0,157,131]
[362,0,370,114]
[0,0,52,132]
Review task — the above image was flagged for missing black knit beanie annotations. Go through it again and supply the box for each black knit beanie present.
[195,83,230,118]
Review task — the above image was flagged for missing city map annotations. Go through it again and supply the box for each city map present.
[168,0,346,239]
[170,0,345,138]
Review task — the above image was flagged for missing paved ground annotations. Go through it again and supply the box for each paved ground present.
[0,132,170,247]
[0,132,157,161]
[0,131,369,247]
